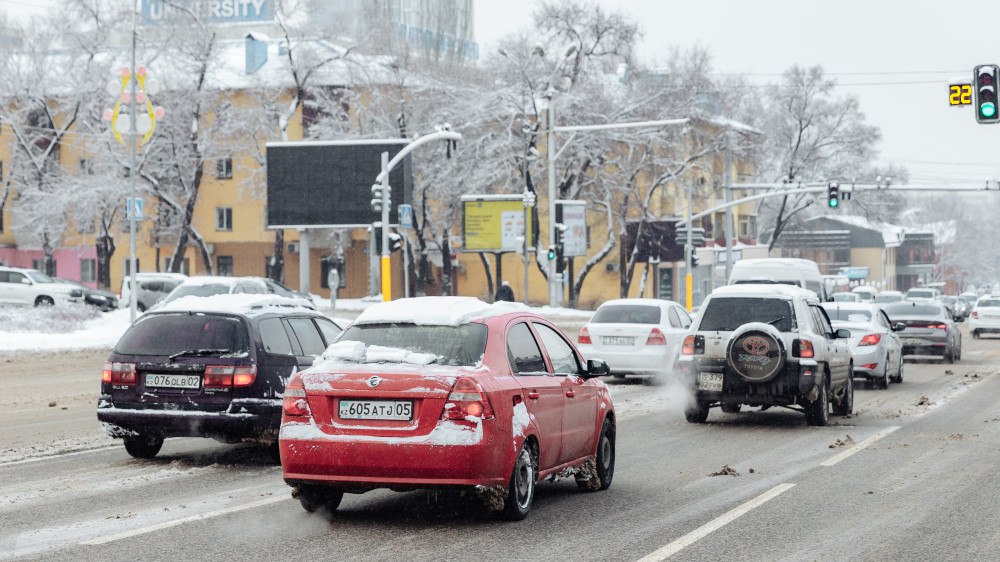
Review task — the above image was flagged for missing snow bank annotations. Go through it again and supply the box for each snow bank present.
[0,307,130,352]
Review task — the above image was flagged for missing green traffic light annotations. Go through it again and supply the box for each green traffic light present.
[982,102,997,118]
[828,198,839,208]
[547,249,556,260]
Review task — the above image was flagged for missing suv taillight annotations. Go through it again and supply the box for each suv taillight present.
[681,334,704,355]
[578,326,592,345]
[645,328,667,346]
[971,311,979,319]
[102,362,137,385]
[442,377,494,420]
[858,334,881,346]
[794,339,815,358]
[282,375,310,417]
[204,365,257,387]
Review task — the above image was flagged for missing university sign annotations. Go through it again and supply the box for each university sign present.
[141,0,272,25]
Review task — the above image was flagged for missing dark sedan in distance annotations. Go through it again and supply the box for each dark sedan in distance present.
[883,301,962,363]
[54,277,118,312]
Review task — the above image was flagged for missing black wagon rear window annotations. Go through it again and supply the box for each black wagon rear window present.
[338,323,488,366]
[592,305,661,324]
[115,313,250,356]
[699,297,795,332]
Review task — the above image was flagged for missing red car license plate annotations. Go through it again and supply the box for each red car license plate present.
[339,400,413,421]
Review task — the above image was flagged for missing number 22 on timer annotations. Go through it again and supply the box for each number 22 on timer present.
[949,84,972,106]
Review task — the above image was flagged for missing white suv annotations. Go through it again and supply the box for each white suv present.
[678,284,854,426]
[0,266,84,306]
[968,295,1000,339]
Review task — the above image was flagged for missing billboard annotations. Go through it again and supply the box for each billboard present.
[556,200,587,257]
[142,0,273,25]
[462,196,532,253]
[266,140,412,229]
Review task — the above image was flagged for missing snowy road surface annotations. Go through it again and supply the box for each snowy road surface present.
[3,324,1000,560]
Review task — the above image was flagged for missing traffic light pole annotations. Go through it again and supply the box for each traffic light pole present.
[685,180,693,312]
[380,151,391,302]
[370,129,463,302]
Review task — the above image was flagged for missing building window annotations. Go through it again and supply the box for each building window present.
[163,257,190,275]
[739,215,758,240]
[216,207,233,231]
[123,258,140,275]
[80,259,97,282]
[32,259,56,275]
[79,158,93,175]
[217,255,234,276]
[216,157,233,179]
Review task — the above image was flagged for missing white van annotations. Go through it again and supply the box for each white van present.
[728,258,827,301]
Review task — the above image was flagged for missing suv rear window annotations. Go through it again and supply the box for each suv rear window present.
[115,313,250,356]
[592,305,660,324]
[699,297,795,332]
[338,323,488,366]
[978,299,1000,308]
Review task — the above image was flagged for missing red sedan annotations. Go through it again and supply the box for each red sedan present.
[279,297,616,520]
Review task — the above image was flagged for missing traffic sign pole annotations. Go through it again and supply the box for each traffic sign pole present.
[380,151,391,302]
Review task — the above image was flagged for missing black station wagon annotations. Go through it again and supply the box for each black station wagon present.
[97,294,345,459]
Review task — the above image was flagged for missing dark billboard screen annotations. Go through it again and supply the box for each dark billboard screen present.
[266,140,413,228]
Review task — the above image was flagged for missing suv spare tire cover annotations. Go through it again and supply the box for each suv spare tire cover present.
[726,322,786,383]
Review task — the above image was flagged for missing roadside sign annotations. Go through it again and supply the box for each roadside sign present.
[398,204,413,229]
[461,195,532,253]
[125,197,143,221]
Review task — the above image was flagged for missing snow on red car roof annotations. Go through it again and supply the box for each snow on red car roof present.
[353,296,528,326]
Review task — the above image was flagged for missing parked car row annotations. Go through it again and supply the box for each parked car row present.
[118,273,316,312]
[0,265,84,307]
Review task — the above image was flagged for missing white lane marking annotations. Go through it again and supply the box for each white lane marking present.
[80,495,289,545]
[636,483,796,561]
[0,445,120,468]
[820,425,900,467]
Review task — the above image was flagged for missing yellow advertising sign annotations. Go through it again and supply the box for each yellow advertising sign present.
[462,197,532,252]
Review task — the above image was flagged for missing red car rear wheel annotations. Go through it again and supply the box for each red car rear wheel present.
[502,443,536,520]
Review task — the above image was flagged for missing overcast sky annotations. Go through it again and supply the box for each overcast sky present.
[477,0,1000,187]
[3,0,997,186]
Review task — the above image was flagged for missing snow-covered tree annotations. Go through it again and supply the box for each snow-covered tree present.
[757,65,881,250]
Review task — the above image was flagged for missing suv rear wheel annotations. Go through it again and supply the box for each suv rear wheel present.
[122,434,164,459]
[685,400,710,423]
[805,378,830,426]
[34,296,54,307]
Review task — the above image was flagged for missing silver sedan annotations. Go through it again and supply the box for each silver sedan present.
[821,303,904,388]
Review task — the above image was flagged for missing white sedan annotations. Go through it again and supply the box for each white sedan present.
[822,302,904,388]
[576,298,691,382]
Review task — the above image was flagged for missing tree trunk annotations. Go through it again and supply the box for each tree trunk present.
[95,232,115,290]
[271,230,285,281]
[479,252,494,301]
[441,232,453,296]
[620,220,647,298]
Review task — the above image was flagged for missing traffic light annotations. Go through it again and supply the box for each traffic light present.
[690,247,699,267]
[370,182,392,212]
[975,65,1000,124]
[547,245,556,260]
[827,182,840,209]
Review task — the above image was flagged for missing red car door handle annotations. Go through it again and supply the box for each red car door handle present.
[527,391,540,400]
[565,390,576,398]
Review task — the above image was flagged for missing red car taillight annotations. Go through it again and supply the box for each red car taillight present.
[578,326,592,345]
[282,376,310,417]
[858,334,881,346]
[645,327,667,346]
[794,339,815,358]
[102,362,137,385]
[204,365,257,388]
[442,377,494,420]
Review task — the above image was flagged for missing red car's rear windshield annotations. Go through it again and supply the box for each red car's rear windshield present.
[337,323,488,366]
[114,313,251,356]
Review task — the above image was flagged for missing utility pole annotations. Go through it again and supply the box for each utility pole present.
[723,131,734,281]
[546,100,560,307]
[379,151,391,302]
[127,6,138,323]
